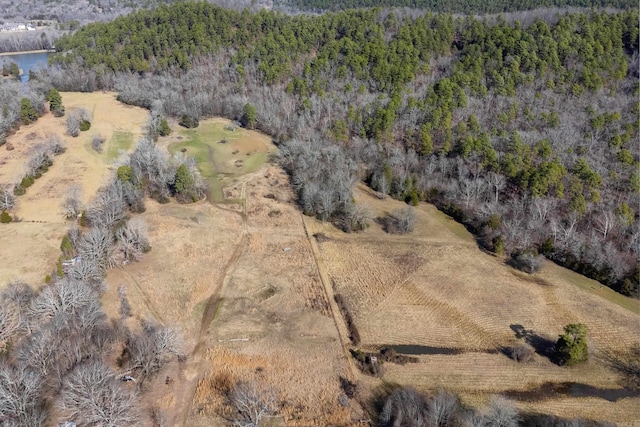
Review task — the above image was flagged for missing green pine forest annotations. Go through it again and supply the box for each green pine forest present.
[276,0,635,14]
[46,2,639,297]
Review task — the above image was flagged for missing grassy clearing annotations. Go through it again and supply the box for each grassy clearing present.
[542,263,640,315]
[167,120,274,202]
[106,130,134,161]
[306,186,640,424]
[0,92,148,287]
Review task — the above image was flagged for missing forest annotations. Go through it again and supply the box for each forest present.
[42,2,639,298]
[276,0,635,14]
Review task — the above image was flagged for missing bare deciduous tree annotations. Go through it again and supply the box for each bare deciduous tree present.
[0,304,19,346]
[115,218,150,263]
[0,362,47,427]
[44,134,66,155]
[0,186,16,211]
[127,320,182,381]
[228,380,277,427]
[428,389,461,427]
[86,180,127,228]
[383,207,417,234]
[29,278,97,324]
[1,280,36,333]
[66,112,80,137]
[479,396,520,427]
[118,285,132,319]
[58,359,141,427]
[78,227,115,272]
[62,185,83,220]
[380,386,429,427]
[91,134,106,153]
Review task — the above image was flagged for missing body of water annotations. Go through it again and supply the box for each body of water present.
[0,51,50,82]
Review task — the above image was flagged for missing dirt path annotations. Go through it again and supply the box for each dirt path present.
[175,183,248,427]
[301,216,359,380]
[118,267,166,325]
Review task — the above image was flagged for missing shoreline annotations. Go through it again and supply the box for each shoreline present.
[0,49,54,57]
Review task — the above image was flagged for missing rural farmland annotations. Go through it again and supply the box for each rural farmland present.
[0,1,638,425]
[1,92,639,426]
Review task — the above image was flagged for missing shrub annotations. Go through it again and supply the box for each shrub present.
[241,103,257,129]
[0,210,12,223]
[60,234,74,258]
[159,118,171,136]
[79,119,91,131]
[509,251,545,274]
[117,165,133,183]
[174,164,198,203]
[46,88,65,117]
[91,134,105,153]
[507,344,535,363]
[20,98,38,125]
[14,175,35,195]
[179,114,199,128]
[44,274,51,284]
[555,323,589,366]
[56,256,64,277]
[334,294,360,345]
[52,106,65,117]
[382,207,416,234]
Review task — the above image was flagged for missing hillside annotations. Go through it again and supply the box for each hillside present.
[43,2,640,297]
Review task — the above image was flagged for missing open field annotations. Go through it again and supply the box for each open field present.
[0,91,147,285]
[304,183,640,424]
[2,93,638,424]
[167,119,275,202]
[105,164,359,426]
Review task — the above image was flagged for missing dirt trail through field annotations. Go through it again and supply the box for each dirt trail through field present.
[118,267,166,325]
[175,183,248,427]
[301,216,358,380]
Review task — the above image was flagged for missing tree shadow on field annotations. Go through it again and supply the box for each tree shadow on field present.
[598,343,640,391]
[510,324,557,362]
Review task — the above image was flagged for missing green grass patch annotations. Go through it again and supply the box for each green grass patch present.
[555,267,640,314]
[168,121,273,203]
[430,207,476,242]
[107,131,134,161]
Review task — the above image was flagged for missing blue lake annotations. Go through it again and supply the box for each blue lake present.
[1,51,50,82]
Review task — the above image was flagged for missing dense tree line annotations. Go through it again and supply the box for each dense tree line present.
[0,185,181,426]
[0,0,268,25]
[0,79,49,147]
[0,29,59,53]
[41,3,639,297]
[0,124,200,423]
[376,386,616,427]
[277,0,634,14]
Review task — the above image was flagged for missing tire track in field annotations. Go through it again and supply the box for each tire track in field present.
[176,182,248,427]
[118,267,166,325]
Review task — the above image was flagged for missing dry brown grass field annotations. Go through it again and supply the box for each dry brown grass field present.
[304,184,640,425]
[106,164,359,426]
[0,92,147,285]
[2,93,638,425]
